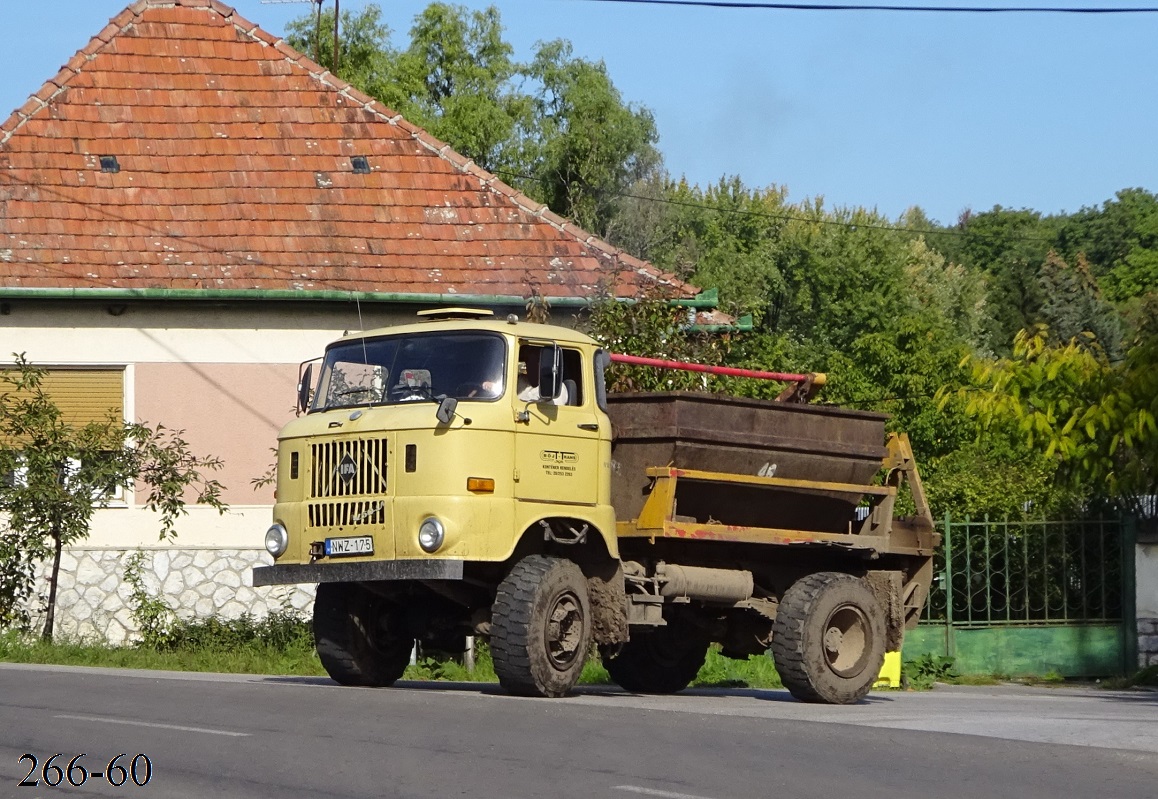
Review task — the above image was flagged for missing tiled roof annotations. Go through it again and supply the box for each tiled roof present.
[0,0,693,301]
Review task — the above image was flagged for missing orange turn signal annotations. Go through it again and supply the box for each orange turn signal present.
[467,477,495,493]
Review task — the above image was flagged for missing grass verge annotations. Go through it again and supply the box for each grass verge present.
[0,611,325,676]
[1100,665,1158,690]
[14,625,1092,694]
[3,623,789,690]
[692,648,783,689]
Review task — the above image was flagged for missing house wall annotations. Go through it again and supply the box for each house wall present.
[3,299,418,501]
[3,299,537,640]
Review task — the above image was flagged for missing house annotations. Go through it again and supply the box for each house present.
[0,0,707,641]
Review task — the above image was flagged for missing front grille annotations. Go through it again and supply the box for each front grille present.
[308,499,387,527]
[311,437,388,499]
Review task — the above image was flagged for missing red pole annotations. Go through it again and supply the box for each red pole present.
[609,353,816,384]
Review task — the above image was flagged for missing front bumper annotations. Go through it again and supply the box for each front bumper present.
[252,558,464,586]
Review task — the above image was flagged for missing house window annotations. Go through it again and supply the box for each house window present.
[1,367,127,500]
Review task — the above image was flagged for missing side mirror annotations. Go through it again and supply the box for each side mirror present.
[594,349,610,412]
[436,396,458,425]
[537,344,563,402]
[297,362,314,415]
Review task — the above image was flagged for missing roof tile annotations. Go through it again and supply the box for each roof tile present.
[0,0,694,302]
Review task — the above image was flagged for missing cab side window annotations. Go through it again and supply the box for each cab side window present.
[560,349,583,406]
[517,344,584,406]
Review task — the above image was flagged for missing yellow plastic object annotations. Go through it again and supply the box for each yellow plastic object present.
[875,651,902,688]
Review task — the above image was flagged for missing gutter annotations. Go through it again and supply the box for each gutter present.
[0,286,722,310]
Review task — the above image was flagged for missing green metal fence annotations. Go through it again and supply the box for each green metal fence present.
[905,515,1137,677]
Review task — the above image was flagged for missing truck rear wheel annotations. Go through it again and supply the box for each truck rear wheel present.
[771,572,885,704]
[604,622,709,694]
[313,582,412,687]
[491,555,592,697]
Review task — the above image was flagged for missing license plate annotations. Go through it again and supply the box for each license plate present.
[324,536,374,556]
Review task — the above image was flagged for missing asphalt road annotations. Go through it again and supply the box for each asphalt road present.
[2,663,1156,799]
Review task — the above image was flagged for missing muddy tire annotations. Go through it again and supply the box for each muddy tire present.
[491,555,592,697]
[771,572,886,704]
[313,582,412,687]
[604,623,709,694]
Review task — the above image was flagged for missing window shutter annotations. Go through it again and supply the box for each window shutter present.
[5,369,126,427]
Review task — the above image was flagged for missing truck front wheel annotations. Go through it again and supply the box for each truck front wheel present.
[491,555,592,697]
[771,572,886,704]
[604,621,709,694]
[313,582,412,687]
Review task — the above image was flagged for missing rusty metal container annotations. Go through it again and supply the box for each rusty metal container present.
[606,392,888,532]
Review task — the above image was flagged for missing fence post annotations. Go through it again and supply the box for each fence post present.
[1121,515,1138,674]
[943,511,955,659]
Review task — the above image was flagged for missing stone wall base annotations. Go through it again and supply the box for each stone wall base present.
[1139,618,1158,669]
[27,548,315,645]
[30,553,1158,666]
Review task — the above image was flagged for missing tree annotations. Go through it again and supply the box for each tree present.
[1056,187,1158,301]
[940,207,1055,353]
[1037,251,1123,358]
[607,176,791,320]
[951,320,1158,515]
[586,291,731,393]
[0,355,227,639]
[285,3,660,233]
[388,3,531,173]
[523,39,660,236]
[284,2,398,97]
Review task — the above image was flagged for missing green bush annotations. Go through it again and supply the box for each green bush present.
[903,653,959,690]
[160,610,314,653]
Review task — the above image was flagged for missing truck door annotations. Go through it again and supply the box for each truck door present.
[513,343,601,506]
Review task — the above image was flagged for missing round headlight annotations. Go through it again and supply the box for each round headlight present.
[418,517,445,553]
[264,523,289,557]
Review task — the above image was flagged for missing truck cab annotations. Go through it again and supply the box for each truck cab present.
[255,310,624,696]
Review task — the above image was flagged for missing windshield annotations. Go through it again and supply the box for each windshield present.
[311,332,507,412]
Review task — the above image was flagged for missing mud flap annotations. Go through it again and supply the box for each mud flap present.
[864,570,905,652]
[584,561,630,646]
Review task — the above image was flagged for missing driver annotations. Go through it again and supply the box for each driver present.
[457,359,503,399]
[474,362,504,398]
[517,346,569,405]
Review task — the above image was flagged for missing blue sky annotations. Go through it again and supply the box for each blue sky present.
[4,1,1157,224]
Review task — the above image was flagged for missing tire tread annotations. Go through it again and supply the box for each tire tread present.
[491,555,590,697]
[771,572,883,704]
[313,582,410,687]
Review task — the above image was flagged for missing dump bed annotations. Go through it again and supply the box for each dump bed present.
[606,392,889,534]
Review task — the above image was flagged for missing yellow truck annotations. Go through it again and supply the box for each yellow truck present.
[253,309,938,703]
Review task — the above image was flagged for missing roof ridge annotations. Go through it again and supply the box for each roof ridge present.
[0,0,695,298]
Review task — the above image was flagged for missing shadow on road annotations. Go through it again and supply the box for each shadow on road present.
[254,676,896,705]
[1090,689,1158,705]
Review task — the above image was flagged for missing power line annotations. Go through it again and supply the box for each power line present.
[573,1,1158,13]
[487,167,1058,243]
